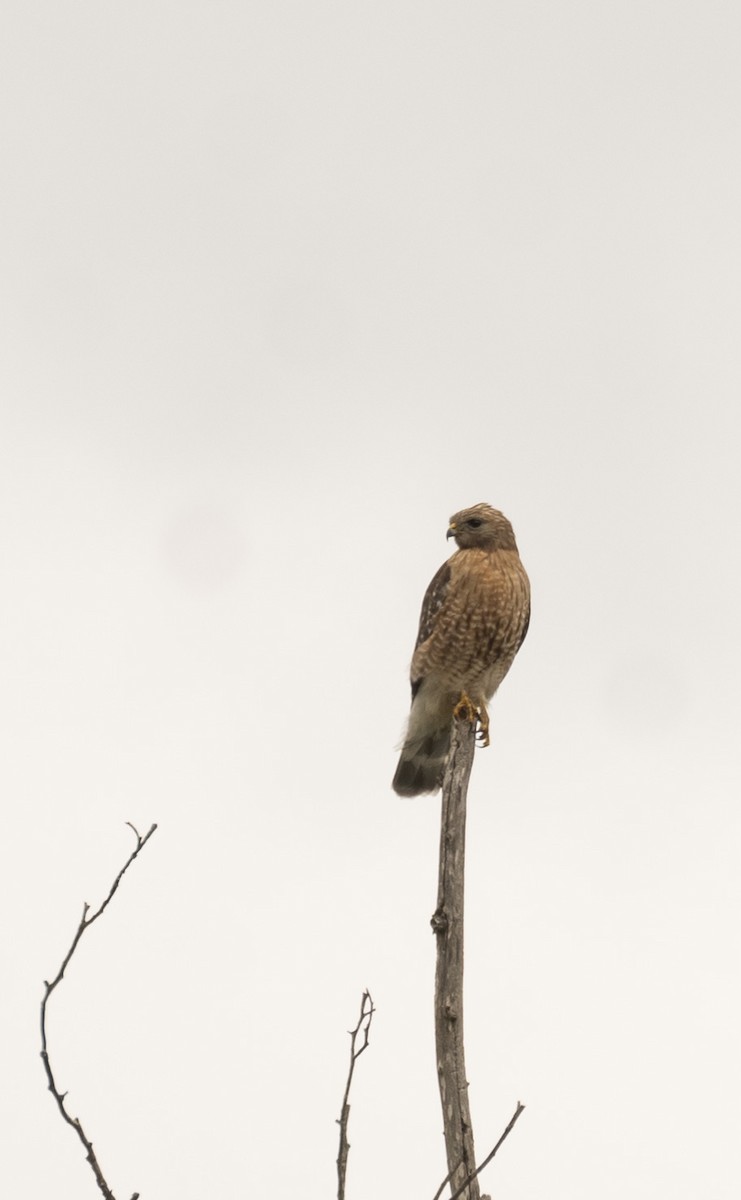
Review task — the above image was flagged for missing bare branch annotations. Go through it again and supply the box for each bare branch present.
[432,1102,526,1200]
[40,822,158,1199]
[336,989,375,1200]
[432,715,479,1199]
[431,711,525,1200]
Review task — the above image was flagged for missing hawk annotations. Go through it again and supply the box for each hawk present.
[392,503,530,797]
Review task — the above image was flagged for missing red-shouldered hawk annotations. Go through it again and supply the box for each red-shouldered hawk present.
[392,503,530,797]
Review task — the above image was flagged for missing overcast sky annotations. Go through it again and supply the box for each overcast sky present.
[2,2,740,1198]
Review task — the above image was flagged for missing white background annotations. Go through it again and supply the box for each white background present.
[2,3,740,1197]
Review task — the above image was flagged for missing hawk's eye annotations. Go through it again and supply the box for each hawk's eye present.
[467,518,483,528]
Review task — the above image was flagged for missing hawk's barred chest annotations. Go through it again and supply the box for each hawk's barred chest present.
[412,547,529,692]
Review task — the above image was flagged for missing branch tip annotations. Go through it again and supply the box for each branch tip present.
[336,990,375,1200]
[40,823,157,1199]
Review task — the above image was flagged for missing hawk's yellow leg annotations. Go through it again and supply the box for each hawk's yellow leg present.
[453,692,476,724]
[452,693,490,748]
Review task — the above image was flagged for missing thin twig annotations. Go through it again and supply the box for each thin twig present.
[432,1101,525,1200]
[336,989,375,1200]
[40,822,158,1200]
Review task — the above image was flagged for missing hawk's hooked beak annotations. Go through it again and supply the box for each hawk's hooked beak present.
[447,524,456,540]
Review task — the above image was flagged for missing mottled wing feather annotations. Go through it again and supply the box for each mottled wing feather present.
[410,559,451,698]
[516,601,531,652]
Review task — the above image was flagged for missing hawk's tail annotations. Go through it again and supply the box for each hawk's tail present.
[392,724,451,797]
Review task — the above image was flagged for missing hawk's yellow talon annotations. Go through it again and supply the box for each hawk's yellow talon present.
[453,693,490,748]
[476,703,490,748]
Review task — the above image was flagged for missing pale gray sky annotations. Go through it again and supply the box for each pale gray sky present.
[2,2,740,1197]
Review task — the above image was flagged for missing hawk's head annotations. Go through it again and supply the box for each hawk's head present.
[447,503,518,551]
